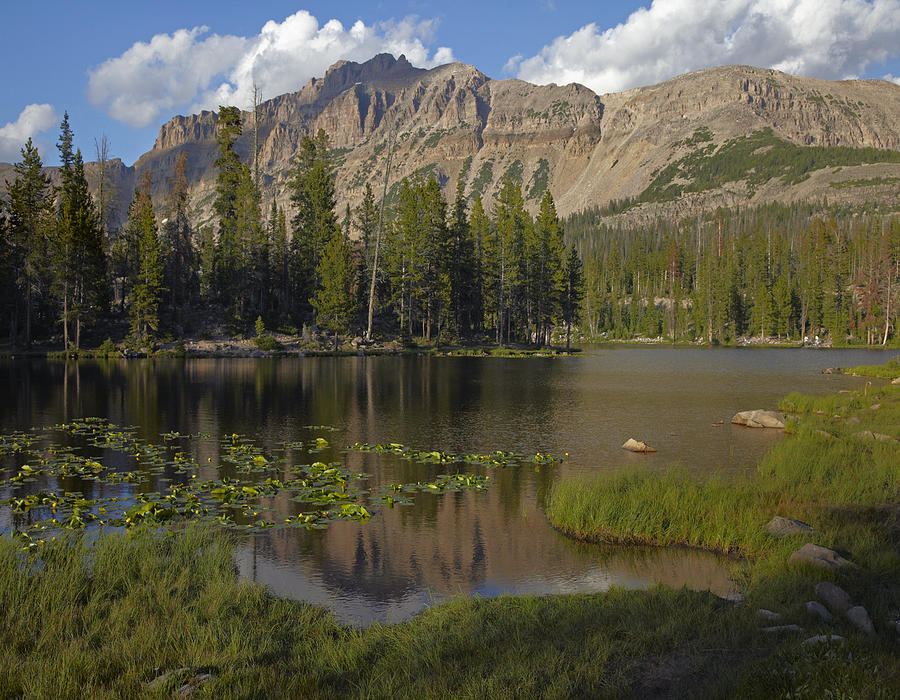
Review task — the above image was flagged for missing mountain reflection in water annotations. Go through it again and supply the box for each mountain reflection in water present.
[1,346,891,625]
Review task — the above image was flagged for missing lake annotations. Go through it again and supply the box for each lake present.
[1,346,895,624]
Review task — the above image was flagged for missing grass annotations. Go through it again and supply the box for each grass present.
[0,526,766,698]
[547,378,900,695]
[842,356,900,379]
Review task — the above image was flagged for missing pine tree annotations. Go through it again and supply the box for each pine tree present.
[313,227,355,349]
[5,138,53,347]
[289,129,338,311]
[562,245,585,349]
[212,106,243,316]
[130,170,163,343]
[161,151,197,321]
[533,191,565,345]
[472,196,498,340]
[53,114,107,349]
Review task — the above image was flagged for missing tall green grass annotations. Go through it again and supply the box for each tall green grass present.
[0,526,766,698]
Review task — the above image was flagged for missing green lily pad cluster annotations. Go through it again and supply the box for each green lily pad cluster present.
[349,442,562,467]
[0,420,375,545]
[1,418,562,548]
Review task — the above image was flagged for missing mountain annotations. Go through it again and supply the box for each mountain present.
[4,54,900,230]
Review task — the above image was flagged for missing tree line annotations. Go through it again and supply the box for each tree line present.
[0,108,584,349]
[567,202,900,345]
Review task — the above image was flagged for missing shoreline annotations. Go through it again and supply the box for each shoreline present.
[2,335,898,359]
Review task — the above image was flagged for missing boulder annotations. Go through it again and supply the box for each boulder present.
[805,600,834,623]
[766,516,813,537]
[846,606,876,637]
[622,438,657,453]
[731,410,786,429]
[757,609,782,621]
[814,582,853,614]
[802,634,846,645]
[789,544,854,570]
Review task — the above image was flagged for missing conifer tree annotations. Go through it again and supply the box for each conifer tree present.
[289,129,337,310]
[53,113,107,349]
[161,151,197,320]
[313,227,355,349]
[533,191,565,345]
[562,244,585,349]
[5,138,53,347]
[130,174,162,343]
[212,106,243,317]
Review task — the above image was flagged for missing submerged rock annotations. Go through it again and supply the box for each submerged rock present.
[789,544,854,570]
[622,438,657,453]
[730,410,786,429]
[846,606,876,637]
[814,582,853,613]
[805,600,834,623]
[766,516,813,537]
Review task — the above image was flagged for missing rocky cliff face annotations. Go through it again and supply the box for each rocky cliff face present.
[6,55,899,230]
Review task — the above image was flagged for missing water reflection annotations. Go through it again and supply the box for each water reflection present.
[1,347,893,625]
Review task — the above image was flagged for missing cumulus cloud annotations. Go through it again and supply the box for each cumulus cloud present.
[0,104,60,163]
[510,0,900,93]
[88,11,454,128]
[885,74,900,84]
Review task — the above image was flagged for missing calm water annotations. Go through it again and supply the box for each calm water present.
[1,347,894,624]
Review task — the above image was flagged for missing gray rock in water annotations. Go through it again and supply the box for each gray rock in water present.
[767,516,813,537]
[731,409,786,429]
[790,544,854,570]
[802,634,846,645]
[757,608,782,621]
[806,600,834,623]
[846,606,876,637]
[814,582,853,614]
[760,624,804,633]
[621,438,657,453]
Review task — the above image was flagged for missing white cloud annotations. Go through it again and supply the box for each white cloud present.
[0,104,60,163]
[885,73,900,84]
[87,11,454,128]
[510,0,900,93]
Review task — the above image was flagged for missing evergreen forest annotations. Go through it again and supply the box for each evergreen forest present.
[1,109,898,351]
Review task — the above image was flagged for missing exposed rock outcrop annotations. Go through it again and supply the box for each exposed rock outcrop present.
[5,55,898,233]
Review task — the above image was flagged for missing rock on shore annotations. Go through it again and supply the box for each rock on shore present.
[731,410,786,429]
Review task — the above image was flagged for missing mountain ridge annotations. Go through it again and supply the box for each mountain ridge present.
[3,54,899,232]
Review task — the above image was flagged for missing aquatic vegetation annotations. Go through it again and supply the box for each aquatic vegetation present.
[349,442,563,468]
[1,419,561,546]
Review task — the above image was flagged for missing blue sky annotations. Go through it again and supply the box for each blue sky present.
[2,1,899,166]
